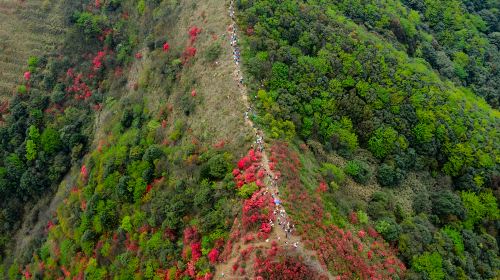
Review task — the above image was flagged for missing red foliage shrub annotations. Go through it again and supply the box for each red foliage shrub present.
[183,226,199,245]
[80,165,88,179]
[234,149,266,189]
[254,250,318,280]
[238,157,251,169]
[92,51,106,71]
[163,42,170,52]
[125,234,138,252]
[183,46,197,59]
[191,242,202,262]
[191,89,197,97]
[257,169,266,179]
[232,168,240,176]
[135,52,143,59]
[46,220,54,231]
[187,261,196,277]
[367,226,379,238]
[213,140,226,149]
[24,71,31,81]
[260,222,272,233]
[208,248,219,264]
[67,71,92,100]
[23,267,31,280]
[349,211,359,224]
[317,181,328,193]
[188,26,202,43]
[240,246,254,261]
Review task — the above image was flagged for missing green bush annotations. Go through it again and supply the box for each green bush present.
[17,85,27,94]
[376,217,401,242]
[238,183,258,198]
[412,252,445,280]
[376,163,403,187]
[41,128,62,155]
[27,56,39,72]
[137,0,145,15]
[203,154,230,180]
[73,12,102,36]
[344,160,371,184]
[430,190,466,221]
[320,163,345,185]
[356,210,369,224]
[205,43,222,62]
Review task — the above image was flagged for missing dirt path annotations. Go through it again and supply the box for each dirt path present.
[212,1,334,279]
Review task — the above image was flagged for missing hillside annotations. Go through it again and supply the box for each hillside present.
[0,0,498,279]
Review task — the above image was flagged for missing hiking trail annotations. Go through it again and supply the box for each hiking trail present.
[212,1,335,279]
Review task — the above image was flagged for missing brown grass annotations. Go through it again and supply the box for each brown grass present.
[0,0,66,99]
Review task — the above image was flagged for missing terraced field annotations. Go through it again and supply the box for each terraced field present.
[0,0,66,99]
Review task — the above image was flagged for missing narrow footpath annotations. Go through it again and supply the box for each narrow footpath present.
[212,1,335,279]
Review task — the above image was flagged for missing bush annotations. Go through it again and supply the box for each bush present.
[205,43,222,62]
[356,210,369,224]
[41,128,62,155]
[377,163,404,187]
[27,56,39,72]
[345,160,371,184]
[17,85,27,94]
[376,217,401,242]
[238,183,258,198]
[204,154,230,180]
[73,12,102,37]
[320,163,345,185]
[412,252,445,280]
[137,0,145,15]
[430,190,466,222]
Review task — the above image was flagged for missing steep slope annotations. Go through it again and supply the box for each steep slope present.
[1,0,260,278]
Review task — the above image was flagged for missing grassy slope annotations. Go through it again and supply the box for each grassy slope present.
[0,0,66,99]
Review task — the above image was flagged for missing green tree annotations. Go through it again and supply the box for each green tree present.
[412,252,445,280]
[461,190,499,229]
[25,140,37,161]
[41,127,62,155]
[368,126,400,159]
[345,160,371,184]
